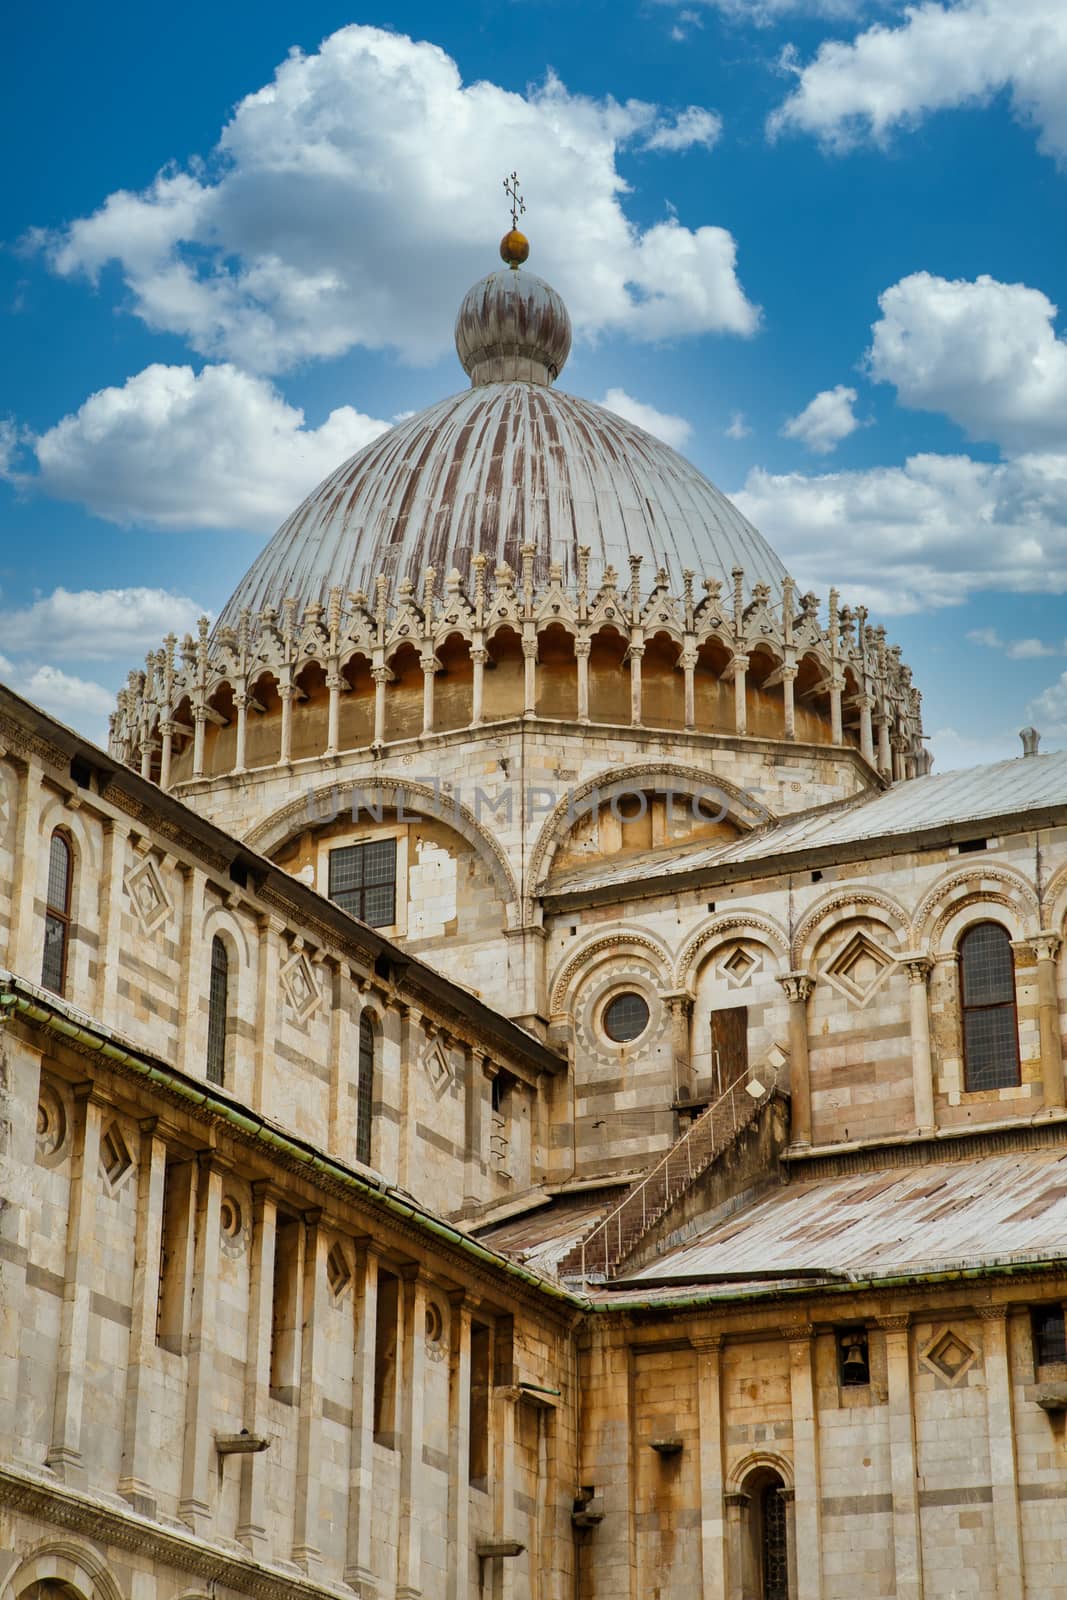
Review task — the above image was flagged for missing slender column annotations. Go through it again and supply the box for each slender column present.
[494,1384,522,1600]
[892,737,905,783]
[979,1306,1024,1600]
[724,1492,750,1600]
[876,712,892,778]
[420,654,437,735]
[179,1152,226,1535]
[46,1084,106,1481]
[177,865,207,1079]
[329,961,356,1156]
[94,819,130,1024]
[1033,932,1065,1109]
[396,1268,429,1600]
[160,721,174,789]
[346,1244,380,1594]
[237,1183,278,1560]
[777,973,815,1147]
[191,704,207,778]
[681,648,697,732]
[693,1336,727,1600]
[140,737,153,780]
[575,638,591,723]
[471,647,487,726]
[783,1325,822,1600]
[901,955,935,1133]
[234,689,248,772]
[279,682,294,764]
[0,1032,42,1453]
[326,670,341,755]
[118,1119,167,1514]
[522,635,538,717]
[732,655,749,737]
[372,665,390,746]
[8,757,43,978]
[829,676,844,745]
[876,1316,922,1600]
[663,991,694,1102]
[628,642,644,726]
[293,1211,328,1572]
[447,1293,474,1600]
[782,665,797,741]
[857,695,875,765]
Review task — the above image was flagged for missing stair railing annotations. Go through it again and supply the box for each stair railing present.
[576,1062,779,1283]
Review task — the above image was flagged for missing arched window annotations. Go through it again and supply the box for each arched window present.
[206,935,229,1085]
[42,831,72,994]
[356,1013,375,1165]
[960,922,1020,1091]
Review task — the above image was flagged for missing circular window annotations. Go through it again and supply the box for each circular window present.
[602,991,650,1043]
[220,1197,243,1239]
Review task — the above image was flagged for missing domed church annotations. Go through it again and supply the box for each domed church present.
[3,211,1067,1600]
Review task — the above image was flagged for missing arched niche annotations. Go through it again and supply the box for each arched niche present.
[535,622,578,720]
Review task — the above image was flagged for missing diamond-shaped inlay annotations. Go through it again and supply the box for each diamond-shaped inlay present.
[281,951,321,1022]
[720,945,759,989]
[100,1121,134,1190]
[423,1039,455,1099]
[824,930,895,1007]
[921,1326,978,1387]
[125,856,172,935]
[326,1242,352,1301]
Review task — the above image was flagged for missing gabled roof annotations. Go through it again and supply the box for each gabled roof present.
[545,748,1067,902]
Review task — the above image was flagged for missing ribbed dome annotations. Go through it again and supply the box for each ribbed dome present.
[217,382,788,628]
[455,269,572,387]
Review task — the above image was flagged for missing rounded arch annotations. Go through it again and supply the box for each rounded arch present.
[1041,860,1067,937]
[2,1540,125,1600]
[549,925,673,1017]
[527,761,774,919]
[201,902,253,969]
[675,910,790,990]
[913,864,1039,952]
[792,887,911,970]
[727,1449,795,1496]
[245,776,521,929]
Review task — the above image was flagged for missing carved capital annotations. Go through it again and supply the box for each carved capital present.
[875,1314,910,1332]
[777,971,815,1005]
[899,953,933,985]
[780,1322,815,1342]
[1032,931,1062,964]
[976,1304,1008,1323]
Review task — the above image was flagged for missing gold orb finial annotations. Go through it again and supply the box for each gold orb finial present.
[501,171,528,270]
[500,228,530,267]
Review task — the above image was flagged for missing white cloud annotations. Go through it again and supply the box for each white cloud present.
[732,449,1067,613]
[0,587,207,660]
[11,363,389,533]
[0,660,116,745]
[40,27,752,373]
[726,411,751,439]
[966,627,1003,648]
[643,107,723,151]
[868,273,1067,452]
[663,0,867,23]
[782,384,864,453]
[966,626,1063,659]
[600,388,693,450]
[768,0,1067,164]
[1030,673,1067,735]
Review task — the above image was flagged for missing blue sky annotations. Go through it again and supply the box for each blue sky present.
[3,0,1067,766]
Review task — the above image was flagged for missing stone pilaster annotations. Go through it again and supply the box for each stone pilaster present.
[177,865,207,1080]
[8,757,43,979]
[292,1211,328,1573]
[877,1315,923,1600]
[237,1183,278,1561]
[179,1152,227,1536]
[1032,932,1064,1109]
[693,1335,727,1600]
[979,1305,1024,1600]
[345,1242,380,1596]
[446,1292,474,1600]
[783,1324,822,1600]
[396,1267,429,1600]
[900,954,935,1133]
[94,819,130,1025]
[118,1119,167,1514]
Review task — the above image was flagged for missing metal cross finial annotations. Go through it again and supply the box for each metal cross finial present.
[503,171,526,230]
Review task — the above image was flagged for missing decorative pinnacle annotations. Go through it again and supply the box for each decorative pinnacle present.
[500,171,530,268]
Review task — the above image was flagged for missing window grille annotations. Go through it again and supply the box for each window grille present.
[42,831,72,995]
[761,1483,789,1599]
[959,923,1020,1091]
[329,839,397,928]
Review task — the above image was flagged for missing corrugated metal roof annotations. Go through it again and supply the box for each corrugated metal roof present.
[547,747,1067,894]
[218,381,787,628]
[475,1190,625,1278]
[619,1149,1067,1286]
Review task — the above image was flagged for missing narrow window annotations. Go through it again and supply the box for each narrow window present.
[206,935,229,1085]
[329,838,398,928]
[270,1212,301,1401]
[1033,1305,1067,1366]
[960,922,1020,1090]
[42,830,72,994]
[156,1159,194,1353]
[760,1482,789,1600]
[374,1270,400,1444]
[469,1319,491,1490]
[356,1013,375,1166]
[711,1005,749,1098]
